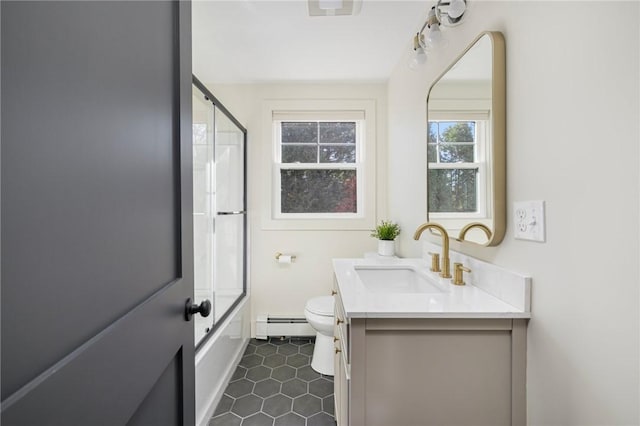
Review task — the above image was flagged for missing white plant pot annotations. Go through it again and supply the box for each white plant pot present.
[377,240,395,256]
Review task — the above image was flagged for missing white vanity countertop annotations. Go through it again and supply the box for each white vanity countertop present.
[333,257,531,319]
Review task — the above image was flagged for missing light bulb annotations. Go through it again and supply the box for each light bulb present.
[428,24,444,48]
[426,24,448,50]
[425,6,445,51]
[409,47,427,70]
[409,32,427,69]
[447,0,466,19]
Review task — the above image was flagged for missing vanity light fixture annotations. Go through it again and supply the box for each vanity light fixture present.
[409,0,468,68]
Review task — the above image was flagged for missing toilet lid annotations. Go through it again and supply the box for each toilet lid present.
[305,296,334,316]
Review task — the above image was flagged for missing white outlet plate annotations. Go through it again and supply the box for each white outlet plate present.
[514,200,546,242]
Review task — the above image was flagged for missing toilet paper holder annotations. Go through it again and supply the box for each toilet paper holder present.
[275,252,297,262]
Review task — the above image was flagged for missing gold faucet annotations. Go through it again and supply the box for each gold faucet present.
[457,222,493,243]
[413,222,451,278]
[452,262,472,285]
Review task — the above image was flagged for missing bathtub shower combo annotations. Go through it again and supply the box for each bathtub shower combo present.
[192,77,250,425]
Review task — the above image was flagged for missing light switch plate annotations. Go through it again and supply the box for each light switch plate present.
[514,200,546,242]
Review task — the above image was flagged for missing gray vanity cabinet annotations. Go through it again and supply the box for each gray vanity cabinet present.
[334,281,527,426]
[333,288,350,426]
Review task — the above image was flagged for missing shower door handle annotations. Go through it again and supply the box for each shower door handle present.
[185,298,212,321]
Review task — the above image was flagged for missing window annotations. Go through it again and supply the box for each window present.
[262,99,376,230]
[273,112,364,219]
[428,112,489,219]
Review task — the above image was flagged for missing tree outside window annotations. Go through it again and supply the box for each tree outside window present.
[428,120,479,214]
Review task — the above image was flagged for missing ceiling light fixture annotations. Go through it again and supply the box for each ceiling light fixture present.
[409,0,468,69]
[318,0,343,10]
[308,0,362,16]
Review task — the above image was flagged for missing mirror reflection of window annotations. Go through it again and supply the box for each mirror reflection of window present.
[427,113,488,217]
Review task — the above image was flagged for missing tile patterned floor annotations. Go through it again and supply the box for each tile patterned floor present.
[209,337,336,426]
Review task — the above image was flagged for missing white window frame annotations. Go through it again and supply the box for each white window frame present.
[261,99,376,231]
[428,110,490,221]
[273,116,364,220]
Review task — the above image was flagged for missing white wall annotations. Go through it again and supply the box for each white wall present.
[205,83,388,336]
[388,1,639,425]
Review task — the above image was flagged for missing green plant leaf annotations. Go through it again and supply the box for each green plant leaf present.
[371,220,400,240]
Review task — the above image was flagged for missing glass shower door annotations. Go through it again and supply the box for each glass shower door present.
[213,109,245,323]
[192,78,247,347]
[192,89,215,343]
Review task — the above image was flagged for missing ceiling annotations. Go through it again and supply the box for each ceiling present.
[192,0,430,84]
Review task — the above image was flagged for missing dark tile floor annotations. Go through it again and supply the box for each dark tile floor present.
[209,337,336,426]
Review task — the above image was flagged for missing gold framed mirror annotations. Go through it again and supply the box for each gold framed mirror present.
[426,31,505,246]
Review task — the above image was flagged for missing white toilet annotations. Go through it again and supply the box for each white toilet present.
[304,295,335,376]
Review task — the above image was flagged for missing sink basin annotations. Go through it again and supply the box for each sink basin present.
[354,266,445,294]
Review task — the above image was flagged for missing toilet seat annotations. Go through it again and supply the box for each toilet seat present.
[305,296,334,316]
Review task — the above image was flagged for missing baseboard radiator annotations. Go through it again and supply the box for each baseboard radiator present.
[255,314,315,340]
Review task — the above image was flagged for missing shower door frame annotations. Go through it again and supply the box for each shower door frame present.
[192,76,247,350]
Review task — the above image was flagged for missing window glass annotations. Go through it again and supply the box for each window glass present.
[282,145,317,163]
[428,121,476,163]
[281,122,318,143]
[428,168,478,213]
[320,146,356,163]
[280,169,357,213]
[319,122,356,144]
[439,145,474,163]
[438,121,475,143]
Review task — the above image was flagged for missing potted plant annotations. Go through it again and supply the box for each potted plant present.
[371,220,401,256]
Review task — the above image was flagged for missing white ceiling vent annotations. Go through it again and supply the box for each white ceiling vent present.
[308,0,362,16]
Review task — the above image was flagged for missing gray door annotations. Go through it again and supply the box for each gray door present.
[1,1,195,424]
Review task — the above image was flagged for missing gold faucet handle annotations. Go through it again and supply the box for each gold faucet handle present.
[452,262,471,285]
[428,252,441,272]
